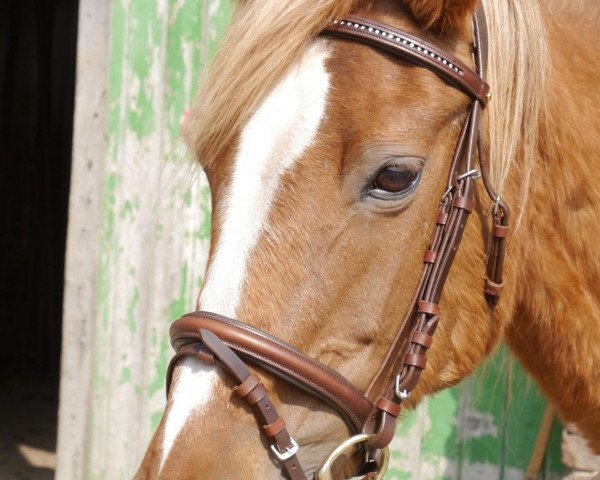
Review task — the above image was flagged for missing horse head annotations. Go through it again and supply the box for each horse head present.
[136,0,600,477]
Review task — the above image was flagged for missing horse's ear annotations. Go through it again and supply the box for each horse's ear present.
[402,0,478,33]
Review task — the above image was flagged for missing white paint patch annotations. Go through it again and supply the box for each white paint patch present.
[462,408,498,439]
[159,40,331,470]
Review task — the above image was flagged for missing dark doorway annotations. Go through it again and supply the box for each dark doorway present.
[0,0,78,477]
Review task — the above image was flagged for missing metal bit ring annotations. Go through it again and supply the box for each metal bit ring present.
[317,433,390,480]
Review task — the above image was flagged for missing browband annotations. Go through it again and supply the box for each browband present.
[323,15,490,104]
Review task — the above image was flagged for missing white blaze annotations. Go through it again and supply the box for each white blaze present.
[159,40,331,469]
[199,40,331,315]
[160,357,216,471]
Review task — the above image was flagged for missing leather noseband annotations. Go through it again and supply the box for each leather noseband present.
[167,4,509,479]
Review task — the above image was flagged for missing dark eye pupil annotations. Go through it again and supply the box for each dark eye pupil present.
[373,166,419,193]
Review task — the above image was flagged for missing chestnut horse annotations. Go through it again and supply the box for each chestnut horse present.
[137,0,600,478]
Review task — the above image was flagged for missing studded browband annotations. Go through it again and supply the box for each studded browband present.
[167,4,509,479]
[325,15,490,104]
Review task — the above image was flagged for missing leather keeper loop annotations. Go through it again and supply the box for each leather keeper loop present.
[245,383,268,405]
[494,224,509,238]
[375,397,401,417]
[453,195,474,212]
[263,417,286,437]
[177,344,214,365]
[418,300,440,316]
[196,350,214,364]
[423,250,437,264]
[411,331,434,349]
[436,212,449,225]
[234,372,260,398]
[404,353,427,369]
[485,279,505,296]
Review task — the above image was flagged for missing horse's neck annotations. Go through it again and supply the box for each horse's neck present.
[506,4,600,452]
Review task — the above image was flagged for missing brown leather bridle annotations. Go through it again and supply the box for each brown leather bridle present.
[166,4,509,479]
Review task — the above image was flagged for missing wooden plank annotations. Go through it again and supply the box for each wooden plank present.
[56,0,111,477]
[82,0,234,476]
[59,0,233,478]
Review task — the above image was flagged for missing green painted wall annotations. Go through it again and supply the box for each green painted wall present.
[65,0,565,477]
[387,347,564,479]
[70,0,234,477]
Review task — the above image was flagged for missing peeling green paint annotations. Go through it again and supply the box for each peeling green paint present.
[98,172,119,332]
[166,0,203,141]
[169,262,190,320]
[120,197,140,221]
[127,287,140,334]
[155,222,164,240]
[386,470,412,480]
[385,349,564,478]
[127,0,161,137]
[120,367,132,384]
[150,411,164,433]
[107,0,126,154]
[396,409,418,437]
[198,186,212,239]
[144,259,194,398]
[148,335,170,397]
[423,389,460,459]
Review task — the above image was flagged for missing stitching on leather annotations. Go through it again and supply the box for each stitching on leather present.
[348,15,475,66]
[172,329,367,427]
[328,23,486,98]
[174,336,365,427]
[184,313,368,399]
[336,25,475,90]
[174,329,368,418]
[344,18,468,72]
[344,15,478,79]
[226,343,364,427]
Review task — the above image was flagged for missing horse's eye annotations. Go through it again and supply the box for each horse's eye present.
[369,162,422,200]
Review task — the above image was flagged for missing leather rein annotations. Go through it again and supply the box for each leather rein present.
[167,4,509,479]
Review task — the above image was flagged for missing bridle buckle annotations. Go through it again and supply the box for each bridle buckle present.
[456,168,481,181]
[270,438,299,462]
[394,375,411,400]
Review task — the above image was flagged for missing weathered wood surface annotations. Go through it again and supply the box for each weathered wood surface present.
[59,0,566,478]
[56,0,111,477]
[58,0,230,478]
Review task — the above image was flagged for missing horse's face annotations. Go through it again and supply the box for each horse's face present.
[143,1,500,478]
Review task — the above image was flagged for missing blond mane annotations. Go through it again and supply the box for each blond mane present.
[483,0,548,224]
[189,0,362,164]
[192,0,549,225]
